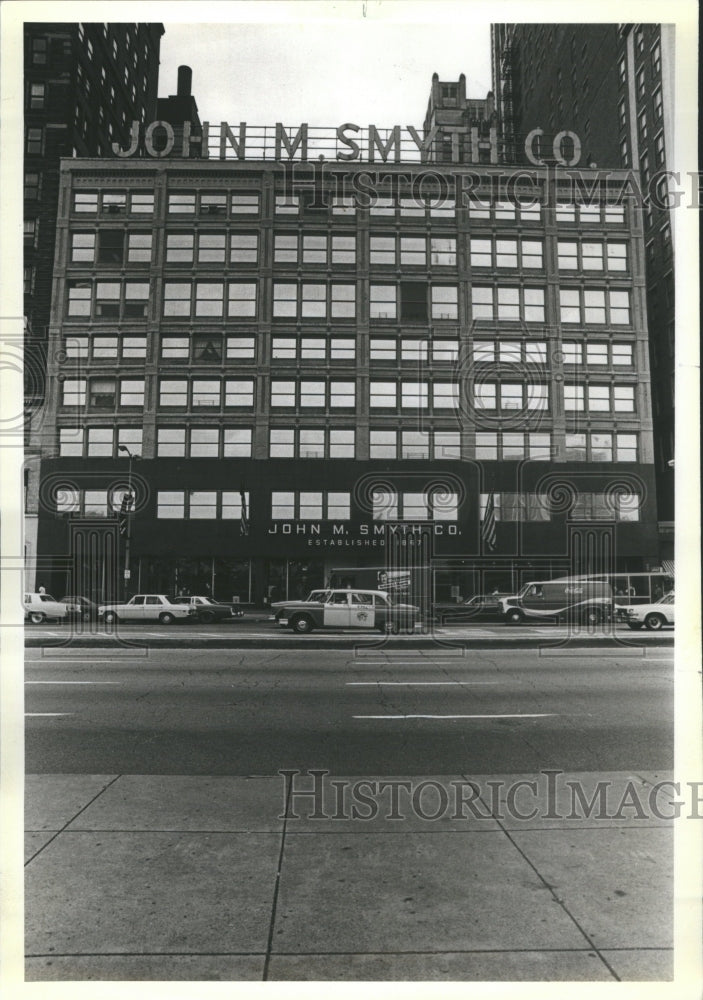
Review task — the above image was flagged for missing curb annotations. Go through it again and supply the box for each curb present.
[25,636,674,651]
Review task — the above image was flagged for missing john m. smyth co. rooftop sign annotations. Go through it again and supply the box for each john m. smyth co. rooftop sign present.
[112,121,584,166]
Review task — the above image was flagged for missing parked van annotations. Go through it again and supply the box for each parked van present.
[498,579,613,625]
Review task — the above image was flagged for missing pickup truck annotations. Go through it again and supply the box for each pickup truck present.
[97,594,196,625]
[271,588,422,635]
[171,595,243,623]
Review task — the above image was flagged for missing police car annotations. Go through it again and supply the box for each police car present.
[271,589,422,634]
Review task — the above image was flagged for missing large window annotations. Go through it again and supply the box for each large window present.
[471,238,543,269]
[564,383,635,412]
[473,381,548,412]
[270,380,356,410]
[231,193,260,215]
[369,429,461,459]
[471,286,545,322]
[564,432,636,462]
[480,493,550,523]
[475,433,551,461]
[369,381,459,411]
[369,234,456,267]
[156,491,251,520]
[166,234,194,263]
[431,286,458,320]
[371,489,459,521]
[271,492,351,520]
[473,341,547,366]
[269,427,355,458]
[227,282,257,318]
[562,341,634,367]
[570,493,640,521]
[369,283,458,322]
[162,282,258,319]
[273,282,355,320]
[66,280,149,319]
[230,233,258,263]
[271,336,355,363]
[368,195,455,220]
[559,288,631,325]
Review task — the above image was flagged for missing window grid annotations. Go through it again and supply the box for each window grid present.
[271,491,351,520]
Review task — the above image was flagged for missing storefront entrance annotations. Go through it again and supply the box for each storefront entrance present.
[263,559,325,604]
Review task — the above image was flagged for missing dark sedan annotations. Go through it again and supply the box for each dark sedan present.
[171,595,242,623]
[433,593,512,624]
[59,595,100,620]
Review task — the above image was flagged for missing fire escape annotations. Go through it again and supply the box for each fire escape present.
[499,42,516,164]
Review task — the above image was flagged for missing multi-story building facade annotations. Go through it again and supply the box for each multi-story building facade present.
[491,22,675,562]
[32,132,659,604]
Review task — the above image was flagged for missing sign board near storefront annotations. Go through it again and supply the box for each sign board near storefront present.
[267,522,460,547]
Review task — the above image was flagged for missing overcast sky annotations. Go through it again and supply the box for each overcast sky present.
[157,17,493,127]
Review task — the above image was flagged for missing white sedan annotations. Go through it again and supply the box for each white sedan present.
[24,593,77,624]
[625,594,675,630]
[98,594,195,625]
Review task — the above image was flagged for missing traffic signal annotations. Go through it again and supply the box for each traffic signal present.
[118,491,134,536]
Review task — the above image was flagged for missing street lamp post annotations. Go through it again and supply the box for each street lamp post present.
[118,445,140,600]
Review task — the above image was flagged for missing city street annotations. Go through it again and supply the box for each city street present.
[13,6,692,989]
[25,646,673,774]
[24,644,676,981]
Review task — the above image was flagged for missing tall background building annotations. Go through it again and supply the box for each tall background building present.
[491,22,675,566]
[24,22,164,403]
[23,21,164,585]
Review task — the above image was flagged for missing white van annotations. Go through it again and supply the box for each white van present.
[499,579,613,625]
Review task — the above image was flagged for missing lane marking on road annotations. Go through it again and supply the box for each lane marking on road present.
[25,681,121,685]
[27,659,135,664]
[346,681,500,686]
[353,713,556,720]
[436,628,495,634]
[25,713,73,717]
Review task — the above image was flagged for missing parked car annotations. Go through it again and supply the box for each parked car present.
[97,594,196,625]
[499,579,613,625]
[625,593,675,630]
[271,588,421,635]
[171,595,243,623]
[433,593,512,624]
[59,595,100,620]
[24,592,77,624]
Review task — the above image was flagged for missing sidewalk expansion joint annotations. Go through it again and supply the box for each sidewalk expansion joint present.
[469,779,623,983]
[262,774,293,981]
[24,774,122,868]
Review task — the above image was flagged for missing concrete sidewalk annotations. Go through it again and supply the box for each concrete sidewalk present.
[25,771,673,982]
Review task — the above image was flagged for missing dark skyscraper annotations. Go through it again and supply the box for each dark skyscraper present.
[491,23,675,564]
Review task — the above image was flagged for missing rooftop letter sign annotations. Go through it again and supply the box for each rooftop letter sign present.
[111,122,584,166]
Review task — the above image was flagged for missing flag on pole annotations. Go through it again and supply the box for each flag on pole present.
[481,492,497,551]
[118,491,134,536]
[240,489,249,536]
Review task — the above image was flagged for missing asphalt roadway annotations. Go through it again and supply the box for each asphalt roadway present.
[23,640,681,985]
[25,646,673,775]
